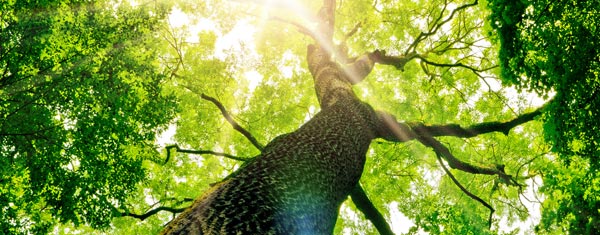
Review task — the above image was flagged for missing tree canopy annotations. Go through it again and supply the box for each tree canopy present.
[488,0,600,233]
[1,0,176,233]
[1,0,598,234]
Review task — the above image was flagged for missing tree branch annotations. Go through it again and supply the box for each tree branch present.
[404,0,478,55]
[416,54,498,74]
[434,150,495,229]
[369,50,418,71]
[378,105,544,143]
[200,93,264,151]
[410,107,543,138]
[120,206,188,221]
[416,134,514,180]
[351,184,395,235]
[164,144,250,164]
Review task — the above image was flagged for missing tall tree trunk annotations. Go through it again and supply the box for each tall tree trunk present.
[160,45,383,234]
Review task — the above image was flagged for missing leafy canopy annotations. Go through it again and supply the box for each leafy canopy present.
[4,0,598,234]
[488,0,600,233]
[1,0,176,234]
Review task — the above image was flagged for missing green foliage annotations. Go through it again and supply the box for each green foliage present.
[7,0,593,234]
[538,157,600,234]
[0,0,176,233]
[488,0,600,232]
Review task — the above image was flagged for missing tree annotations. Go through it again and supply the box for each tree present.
[119,1,544,233]
[0,0,176,234]
[11,0,595,234]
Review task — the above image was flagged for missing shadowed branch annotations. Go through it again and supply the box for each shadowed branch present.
[351,184,395,235]
[164,144,250,164]
[416,54,498,73]
[121,206,188,221]
[119,198,194,221]
[378,105,545,143]
[434,150,495,229]
[410,104,544,138]
[199,93,265,151]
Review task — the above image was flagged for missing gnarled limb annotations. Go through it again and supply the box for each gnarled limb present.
[410,104,545,139]
[415,54,498,74]
[369,50,418,71]
[121,206,188,221]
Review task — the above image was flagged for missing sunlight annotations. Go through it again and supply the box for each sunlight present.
[244,70,263,93]
[214,20,257,59]
[168,7,216,43]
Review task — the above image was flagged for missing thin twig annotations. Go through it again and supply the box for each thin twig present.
[404,0,478,55]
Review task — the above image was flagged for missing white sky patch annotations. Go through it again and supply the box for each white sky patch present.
[278,50,298,78]
[174,175,187,183]
[156,122,177,146]
[388,201,420,234]
[497,176,543,234]
[143,188,157,205]
[168,7,189,28]
[421,166,442,189]
[168,8,216,43]
[303,105,317,124]
[478,75,551,114]
[244,70,263,93]
[214,20,257,59]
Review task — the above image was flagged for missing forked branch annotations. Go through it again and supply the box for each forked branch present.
[376,103,547,229]
[404,0,479,55]
[416,54,498,73]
